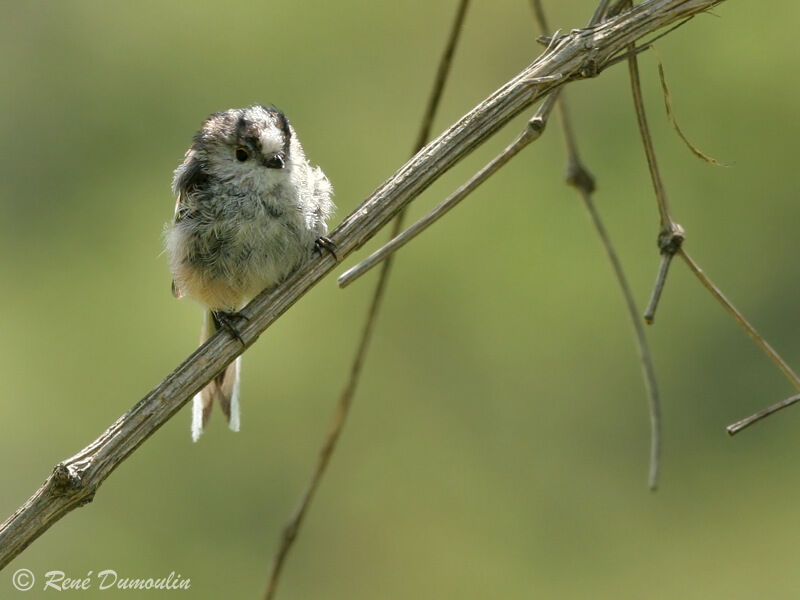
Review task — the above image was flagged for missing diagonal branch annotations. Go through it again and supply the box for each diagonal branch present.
[727,394,800,435]
[678,249,800,391]
[0,0,726,571]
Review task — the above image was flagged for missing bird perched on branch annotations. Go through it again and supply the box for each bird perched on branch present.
[165,105,335,441]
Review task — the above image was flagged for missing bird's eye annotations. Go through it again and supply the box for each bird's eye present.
[265,153,285,169]
[235,147,249,162]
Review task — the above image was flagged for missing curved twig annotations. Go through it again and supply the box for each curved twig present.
[531,0,662,490]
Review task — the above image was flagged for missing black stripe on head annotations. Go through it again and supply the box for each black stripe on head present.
[235,110,250,147]
[258,105,292,158]
[229,109,264,154]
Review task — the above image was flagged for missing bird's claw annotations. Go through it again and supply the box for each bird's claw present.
[314,236,338,261]
[213,311,249,347]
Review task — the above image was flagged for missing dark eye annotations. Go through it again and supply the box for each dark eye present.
[265,153,285,169]
[235,147,249,162]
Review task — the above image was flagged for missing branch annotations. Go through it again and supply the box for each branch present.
[727,394,800,435]
[0,0,725,570]
[678,248,800,391]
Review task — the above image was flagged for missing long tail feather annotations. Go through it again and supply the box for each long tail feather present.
[191,311,242,441]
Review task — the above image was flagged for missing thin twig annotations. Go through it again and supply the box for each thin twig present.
[655,51,726,167]
[339,93,559,287]
[604,18,693,69]
[578,177,663,490]
[727,394,800,436]
[532,0,661,489]
[643,252,673,323]
[590,0,615,25]
[678,249,800,391]
[410,0,471,155]
[263,2,470,598]
[0,0,727,570]
[529,0,552,28]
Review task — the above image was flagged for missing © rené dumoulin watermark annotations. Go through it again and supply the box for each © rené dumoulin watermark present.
[11,568,191,592]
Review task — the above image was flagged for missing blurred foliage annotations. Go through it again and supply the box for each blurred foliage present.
[2,1,800,598]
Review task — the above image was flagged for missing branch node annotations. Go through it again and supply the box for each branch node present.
[281,520,299,545]
[529,114,548,134]
[643,223,684,325]
[565,158,596,195]
[658,222,685,255]
[579,57,601,79]
[50,462,94,505]
[51,463,74,492]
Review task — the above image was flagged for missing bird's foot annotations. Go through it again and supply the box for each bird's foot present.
[314,236,338,261]
[213,310,250,347]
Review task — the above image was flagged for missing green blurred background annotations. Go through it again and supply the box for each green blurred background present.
[2,1,800,598]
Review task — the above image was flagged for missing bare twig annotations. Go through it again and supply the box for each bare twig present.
[531,0,661,489]
[727,394,800,435]
[678,249,800,391]
[409,0,471,155]
[0,0,727,570]
[655,52,726,166]
[590,0,615,24]
[643,224,684,323]
[339,93,559,287]
[263,2,469,598]
[643,253,671,324]
[578,174,663,490]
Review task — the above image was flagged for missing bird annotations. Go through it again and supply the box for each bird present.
[165,105,335,441]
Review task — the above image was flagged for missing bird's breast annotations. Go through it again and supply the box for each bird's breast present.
[168,191,312,311]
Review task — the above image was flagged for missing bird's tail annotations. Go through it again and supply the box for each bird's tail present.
[191,310,241,442]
